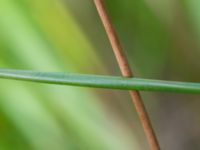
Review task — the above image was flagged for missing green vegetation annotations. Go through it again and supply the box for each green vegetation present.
[1,0,200,149]
[1,69,200,94]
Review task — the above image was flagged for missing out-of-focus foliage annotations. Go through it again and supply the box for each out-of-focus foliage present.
[0,0,138,150]
[1,0,200,150]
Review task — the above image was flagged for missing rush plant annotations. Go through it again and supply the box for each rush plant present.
[0,0,199,150]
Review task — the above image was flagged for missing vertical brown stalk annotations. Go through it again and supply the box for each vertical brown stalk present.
[93,0,160,149]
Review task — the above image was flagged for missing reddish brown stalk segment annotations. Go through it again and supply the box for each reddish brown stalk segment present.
[93,0,160,149]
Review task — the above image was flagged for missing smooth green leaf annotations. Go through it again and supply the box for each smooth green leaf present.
[0,68,200,94]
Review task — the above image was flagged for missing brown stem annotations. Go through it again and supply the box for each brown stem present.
[93,0,160,149]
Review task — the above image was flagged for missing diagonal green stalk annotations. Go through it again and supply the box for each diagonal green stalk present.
[0,68,200,93]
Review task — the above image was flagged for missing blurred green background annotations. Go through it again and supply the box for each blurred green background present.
[0,0,200,149]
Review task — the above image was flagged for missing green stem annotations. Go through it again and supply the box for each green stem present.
[0,68,200,93]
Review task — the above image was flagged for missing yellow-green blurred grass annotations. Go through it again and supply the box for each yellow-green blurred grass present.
[0,0,138,150]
